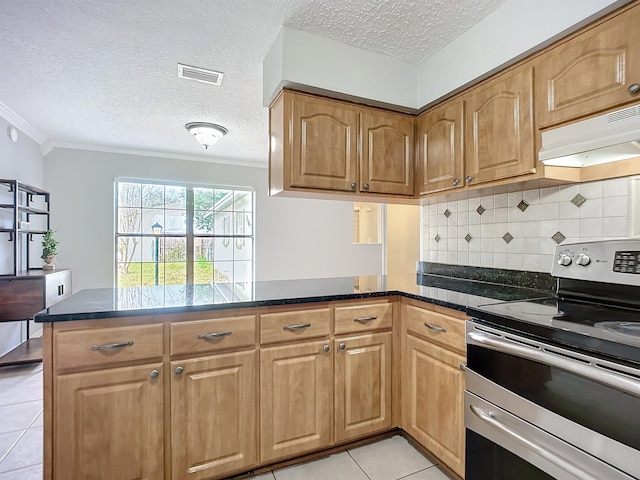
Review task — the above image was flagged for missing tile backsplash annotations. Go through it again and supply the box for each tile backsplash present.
[420,177,635,274]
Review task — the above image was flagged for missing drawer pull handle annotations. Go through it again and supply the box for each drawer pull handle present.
[90,341,134,351]
[197,331,232,339]
[424,323,447,333]
[283,323,311,331]
[354,316,377,323]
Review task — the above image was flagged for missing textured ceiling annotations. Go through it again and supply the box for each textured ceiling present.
[0,0,507,165]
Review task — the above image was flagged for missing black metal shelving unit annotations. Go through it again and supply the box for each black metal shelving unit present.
[0,179,50,276]
[0,179,52,366]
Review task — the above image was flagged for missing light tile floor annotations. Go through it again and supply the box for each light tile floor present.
[0,363,44,480]
[0,364,453,480]
[255,435,453,480]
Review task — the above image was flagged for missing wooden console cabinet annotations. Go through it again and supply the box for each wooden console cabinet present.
[0,269,72,366]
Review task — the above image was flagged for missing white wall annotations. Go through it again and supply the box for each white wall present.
[387,204,420,276]
[0,116,45,356]
[44,148,383,290]
[417,0,626,105]
[263,27,418,108]
[263,1,625,110]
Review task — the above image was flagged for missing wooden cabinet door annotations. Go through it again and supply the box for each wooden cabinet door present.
[334,332,392,443]
[289,93,359,192]
[55,363,164,480]
[416,100,464,195]
[360,109,414,195]
[171,351,257,480]
[465,66,536,185]
[260,340,332,463]
[402,334,465,478]
[536,5,640,128]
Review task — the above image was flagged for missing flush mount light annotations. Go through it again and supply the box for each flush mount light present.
[185,122,228,149]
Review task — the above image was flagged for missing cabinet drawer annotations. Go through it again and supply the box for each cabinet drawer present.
[260,308,331,345]
[404,305,466,354]
[335,303,393,335]
[45,270,72,308]
[171,315,256,356]
[55,323,163,371]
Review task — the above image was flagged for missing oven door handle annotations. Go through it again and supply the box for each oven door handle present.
[467,331,640,398]
[469,404,601,480]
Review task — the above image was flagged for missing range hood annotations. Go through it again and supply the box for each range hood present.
[539,104,640,167]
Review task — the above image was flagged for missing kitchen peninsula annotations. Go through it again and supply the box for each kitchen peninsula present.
[37,272,550,480]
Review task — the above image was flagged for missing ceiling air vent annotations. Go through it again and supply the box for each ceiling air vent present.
[177,64,224,86]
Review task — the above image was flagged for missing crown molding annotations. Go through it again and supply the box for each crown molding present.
[42,141,269,169]
[0,100,47,144]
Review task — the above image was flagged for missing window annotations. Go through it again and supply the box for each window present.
[116,180,254,288]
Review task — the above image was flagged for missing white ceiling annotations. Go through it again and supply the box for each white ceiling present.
[0,0,506,166]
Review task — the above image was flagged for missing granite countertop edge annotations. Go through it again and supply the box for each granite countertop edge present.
[34,273,553,323]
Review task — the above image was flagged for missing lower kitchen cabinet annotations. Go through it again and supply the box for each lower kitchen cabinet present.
[402,333,466,478]
[260,339,333,463]
[334,331,392,443]
[171,350,257,480]
[55,362,164,480]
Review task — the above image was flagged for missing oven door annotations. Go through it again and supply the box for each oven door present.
[465,320,640,480]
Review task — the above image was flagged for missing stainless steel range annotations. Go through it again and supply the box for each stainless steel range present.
[465,239,640,480]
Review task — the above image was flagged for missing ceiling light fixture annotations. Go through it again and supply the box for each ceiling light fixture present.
[185,122,228,149]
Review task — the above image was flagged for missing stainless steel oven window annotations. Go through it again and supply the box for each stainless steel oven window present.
[465,320,640,480]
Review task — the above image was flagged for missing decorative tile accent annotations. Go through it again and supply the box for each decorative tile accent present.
[465,233,473,243]
[502,232,514,244]
[444,209,452,218]
[517,199,529,212]
[435,234,442,243]
[476,205,486,215]
[571,194,586,207]
[551,231,566,244]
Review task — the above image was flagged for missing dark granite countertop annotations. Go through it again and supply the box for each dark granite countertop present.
[34,272,552,323]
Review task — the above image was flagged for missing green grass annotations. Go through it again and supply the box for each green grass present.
[118,262,225,287]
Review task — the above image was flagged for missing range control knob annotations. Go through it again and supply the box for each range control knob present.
[576,253,591,266]
[557,254,572,266]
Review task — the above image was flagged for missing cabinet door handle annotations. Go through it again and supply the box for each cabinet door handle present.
[283,323,311,331]
[354,316,377,323]
[197,331,232,339]
[150,369,160,378]
[424,323,447,333]
[323,344,330,352]
[57,284,64,296]
[90,341,134,351]
[339,343,346,350]
[452,179,461,186]
[175,366,184,375]
[363,183,370,191]
[628,83,640,95]
[351,182,357,190]
[465,175,474,183]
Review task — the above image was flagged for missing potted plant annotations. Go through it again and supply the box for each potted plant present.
[41,229,59,270]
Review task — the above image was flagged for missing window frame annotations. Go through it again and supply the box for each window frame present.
[114,178,255,288]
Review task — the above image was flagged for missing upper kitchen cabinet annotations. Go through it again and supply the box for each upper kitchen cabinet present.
[465,65,536,185]
[275,91,358,192]
[416,99,464,195]
[269,90,415,198]
[360,108,414,195]
[535,3,640,128]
